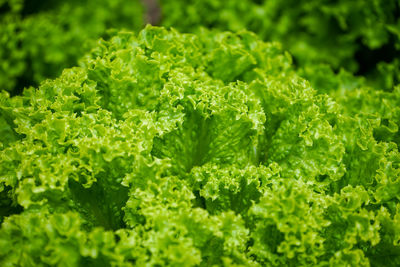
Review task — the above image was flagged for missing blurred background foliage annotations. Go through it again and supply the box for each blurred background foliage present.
[0,0,144,95]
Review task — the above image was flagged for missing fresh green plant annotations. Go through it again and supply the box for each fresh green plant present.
[0,0,144,95]
[1,26,400,266]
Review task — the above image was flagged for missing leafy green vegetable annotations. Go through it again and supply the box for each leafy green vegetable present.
[1,25,400,266]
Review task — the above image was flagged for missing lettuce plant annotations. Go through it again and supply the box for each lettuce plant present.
[1,26,400,266]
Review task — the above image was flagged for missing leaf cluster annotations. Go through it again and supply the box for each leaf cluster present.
[1,25,400,266]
